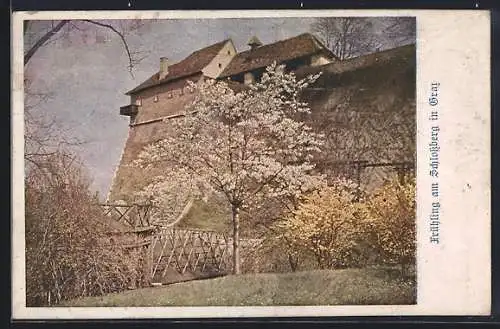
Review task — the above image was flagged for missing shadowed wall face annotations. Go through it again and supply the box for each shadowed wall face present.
[296,44,416,189]
[108,77,201,202]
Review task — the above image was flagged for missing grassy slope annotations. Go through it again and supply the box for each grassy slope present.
[177,199,230,232]
[64,267,416,307]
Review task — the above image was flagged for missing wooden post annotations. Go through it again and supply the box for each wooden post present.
[396,164,406,185]
[355,161,362,202]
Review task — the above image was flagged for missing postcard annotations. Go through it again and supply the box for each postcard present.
[12,9,491,318]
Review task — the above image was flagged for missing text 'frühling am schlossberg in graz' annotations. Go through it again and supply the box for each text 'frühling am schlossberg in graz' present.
[428,81,440,244]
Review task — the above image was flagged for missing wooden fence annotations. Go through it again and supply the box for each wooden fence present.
[149,228,232,284]
[99,203,232,284]
[100,203,153,228]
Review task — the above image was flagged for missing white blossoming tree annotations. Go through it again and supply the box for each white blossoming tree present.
[136,63,325,274]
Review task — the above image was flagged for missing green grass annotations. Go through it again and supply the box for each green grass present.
[63,267,416,307]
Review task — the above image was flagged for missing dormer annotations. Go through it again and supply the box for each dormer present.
[247,36,263,50]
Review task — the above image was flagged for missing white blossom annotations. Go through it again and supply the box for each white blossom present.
[135,63,325,225]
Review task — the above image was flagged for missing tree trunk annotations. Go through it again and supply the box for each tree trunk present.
[231,204,241,275]
[288,253,298,272]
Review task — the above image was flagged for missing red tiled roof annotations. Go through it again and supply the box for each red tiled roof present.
[126,39,230,95]
[219,33,336,78]
[294,43,416,78]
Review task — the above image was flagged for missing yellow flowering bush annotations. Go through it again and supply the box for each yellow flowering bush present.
[273,176,416,273]
[275,179,369,269]
[364,176,416,272]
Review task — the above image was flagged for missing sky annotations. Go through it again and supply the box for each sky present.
[24,17,413,197]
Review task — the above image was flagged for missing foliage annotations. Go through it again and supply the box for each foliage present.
[25,151,147,306]
[363,176,416,271]
[245,235,316,274]
[310,73,416,182]
[273,176,416,273]
[274,178,369,269]
[135,63,325,274]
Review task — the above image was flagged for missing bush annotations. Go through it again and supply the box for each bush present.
[273,179,371,270]
[270,176,416,273]
[363,176,416,275]
[246,236,322,273]
[25,152,148,306]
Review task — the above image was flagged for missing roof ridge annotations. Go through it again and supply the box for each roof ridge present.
[163,38,231,67]
[236,32,315,56]
[294,43,416,77]
[126,38,231,95]
[340,43,416,63]
[187,38,231,56]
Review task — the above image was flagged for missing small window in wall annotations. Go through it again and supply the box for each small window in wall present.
[227,50,231,55]
[218,63,222,68]
[153,95,159,102]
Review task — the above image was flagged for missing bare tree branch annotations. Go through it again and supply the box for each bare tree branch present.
[24,19,149,73]
[311,17,379,60]
[383,17,416,46]
[24,20,69,65]
[23,19,151,172]
[82,19,136,75]
[311,17,415,60]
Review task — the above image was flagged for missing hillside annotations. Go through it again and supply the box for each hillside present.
[63,267,416,306]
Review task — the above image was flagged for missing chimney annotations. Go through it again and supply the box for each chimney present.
[159,57,169,80]
[247,36,263,50]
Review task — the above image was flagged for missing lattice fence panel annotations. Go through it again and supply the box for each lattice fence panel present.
[150,228,232,282]
[100,203,153,228]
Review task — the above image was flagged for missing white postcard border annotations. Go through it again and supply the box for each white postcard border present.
[11,9,491,318]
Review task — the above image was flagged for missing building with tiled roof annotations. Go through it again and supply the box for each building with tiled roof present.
[108,33,416,209]
[218,33,337,83]
[115,33,339,155]
[126,39,235,95]
[119,39,237,121]
[119,33,336,122]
